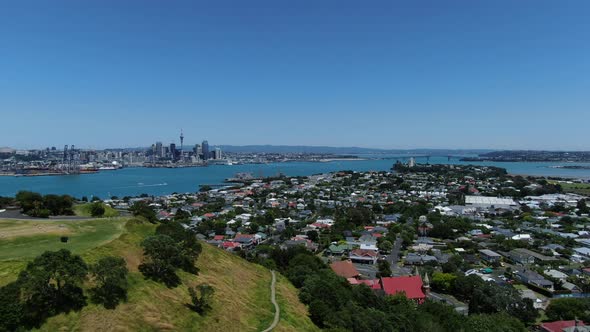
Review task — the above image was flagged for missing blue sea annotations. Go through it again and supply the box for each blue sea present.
[1,156,589,198]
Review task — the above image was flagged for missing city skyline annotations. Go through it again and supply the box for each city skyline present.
[2,1,590,150]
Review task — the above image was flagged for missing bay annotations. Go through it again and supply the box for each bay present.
[1,156,589,198]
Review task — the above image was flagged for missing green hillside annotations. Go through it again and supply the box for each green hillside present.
[0,218,319,332]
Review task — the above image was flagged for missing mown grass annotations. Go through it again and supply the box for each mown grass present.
[74,203,120,218]
[0,218,126,262]
[548,181,590,196]
[1,218,317,331]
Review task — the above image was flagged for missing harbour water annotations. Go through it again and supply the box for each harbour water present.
[1,156,589,198]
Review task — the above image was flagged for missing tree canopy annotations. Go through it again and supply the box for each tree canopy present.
[89,256,129,309]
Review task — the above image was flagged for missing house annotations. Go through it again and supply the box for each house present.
[283,237,318,251]
[516,269,554,291]
[233,234,256,247]
[349,249,379,264]
[379,275,427,303]
[506,248,556,265]
[428,292,469,315]
[519,289,547,310]
[349,278,381,289]
[221,241,241,250]
[326,244,350,256]
[330,260,360,279]
[540,320,588,332]
[574,247,590,258]
[404,253,437,265]
[479,249,502,263]
[544,269,569,282]
[541,244,565,257]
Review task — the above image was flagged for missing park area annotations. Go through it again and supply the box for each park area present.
[558,182,590,196]
[0,217,126,284]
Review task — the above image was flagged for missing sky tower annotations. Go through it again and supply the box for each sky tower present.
[180,129,184,153]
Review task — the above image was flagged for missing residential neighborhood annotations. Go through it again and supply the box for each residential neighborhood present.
[97,162,590,331]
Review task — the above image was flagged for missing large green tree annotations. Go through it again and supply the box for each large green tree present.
[18,249,88,325]
[0,282,24,332]
[138,232,200,288]
[89,256,129,309]
[89,202,106,217]
[155,222,202,274]
[377,260,392,278]
[545,298,590,322]
[130,201,158,223]
[464,313,526,332]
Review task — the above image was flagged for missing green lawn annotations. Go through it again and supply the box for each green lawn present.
[550,181,590,196]
[0,218,127,284]
[74,203,120,218]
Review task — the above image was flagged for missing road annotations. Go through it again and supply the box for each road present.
[386,236,403,266]
[262,270,280,332]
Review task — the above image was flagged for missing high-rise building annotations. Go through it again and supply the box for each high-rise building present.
[155,142,163,158]
[202,140,209,160]
[194,144,202,160]
[214,147,222,160]
[170,143,176,160]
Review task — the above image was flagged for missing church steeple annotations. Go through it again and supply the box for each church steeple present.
[423,272,431,295]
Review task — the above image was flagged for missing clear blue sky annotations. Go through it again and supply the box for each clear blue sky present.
[1,0,589,150]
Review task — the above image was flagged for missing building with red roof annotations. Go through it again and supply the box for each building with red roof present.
[541,320,588,332]
[349,278,382,289]
[349,249,379,264]
[221,241,241,250]
[233,233,256,247]
[330,260,360,279]
[379,275,427,303]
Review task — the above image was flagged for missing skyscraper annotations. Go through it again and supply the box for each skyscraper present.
[214,147,222,160]
[202,140,209,160]
[194,144,202,160]
[169,143,176,160]
[155,142,163,158]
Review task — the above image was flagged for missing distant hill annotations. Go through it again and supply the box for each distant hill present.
[0,218,318,332]
[218,145,493,155]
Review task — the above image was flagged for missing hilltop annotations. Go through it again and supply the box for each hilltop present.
[0,217,318,332]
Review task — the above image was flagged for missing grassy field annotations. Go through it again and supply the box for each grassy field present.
[559,182,590,196]
[0,217,318,332]
[0,218,127,284]
[74,203,120,218]
[548,181,590,196]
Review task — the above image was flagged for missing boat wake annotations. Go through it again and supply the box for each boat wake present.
[115,182,168,189]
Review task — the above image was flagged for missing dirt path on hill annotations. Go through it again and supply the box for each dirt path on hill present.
[261,270,280,332]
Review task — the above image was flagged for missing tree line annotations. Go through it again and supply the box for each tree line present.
[15,191,75,218]
[246,246,528,332]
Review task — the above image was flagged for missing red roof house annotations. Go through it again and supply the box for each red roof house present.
[541,320,587,332]
[379,276,426,303]
[349,249,379,264]
[349,278,382,289]
[330,260,360,279]
[221,241,241,250]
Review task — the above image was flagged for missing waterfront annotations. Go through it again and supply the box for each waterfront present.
[1,156,590,198]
